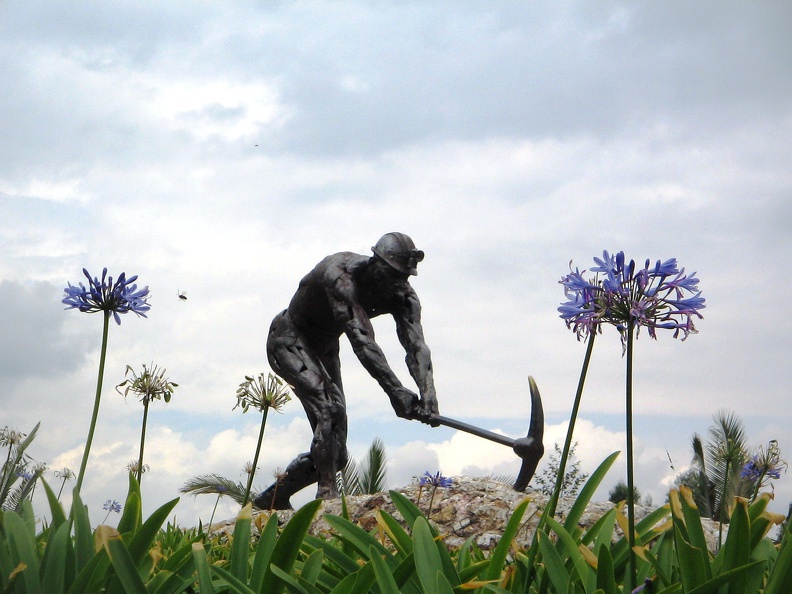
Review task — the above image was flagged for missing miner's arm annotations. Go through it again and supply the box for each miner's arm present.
[328,278,420,420]
[393,288,439,422]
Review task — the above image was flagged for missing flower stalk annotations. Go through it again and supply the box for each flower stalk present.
[63,268,150,496]
[234,372,291,506]
[75,310,110,495]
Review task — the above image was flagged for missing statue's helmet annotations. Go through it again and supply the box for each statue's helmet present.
[371,232,425,276]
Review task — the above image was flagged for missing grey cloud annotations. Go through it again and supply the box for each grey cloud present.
[0,280,92,380]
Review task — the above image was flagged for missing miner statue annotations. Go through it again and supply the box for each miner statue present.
[254,232,438,510]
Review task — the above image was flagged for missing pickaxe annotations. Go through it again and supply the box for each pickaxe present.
[429,376,544,492]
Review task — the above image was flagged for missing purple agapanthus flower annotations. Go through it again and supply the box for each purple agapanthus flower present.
[63,268,150,325]
[103,499,122,514]
[420,471,453,488]
[741,440,787,484]
[559,251,705,348]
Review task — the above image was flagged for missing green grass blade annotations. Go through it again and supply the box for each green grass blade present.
[41,520,71,594]
[595,543,618,594]
[376,509,414,557]
[764,526,792,594]
[299,548,324,586]
[192,543,217,594]
[563,451,620,534]
[544,514,591,587]
[117,473,143,535]
[41,478,68,532]
[209,563,259,594]
[128,497,180,567]
[323,513,391,559]
[258,498,322,594]
[70,489,94,573]
[686,560,765,594]
[413,516,445,594]
[483,497,531,582]
[389,489,433,532]
[537,529,570,594]
[302,534,361,576]
[715,497,750,585]
[230,503,253,583]
[673,524,709,591]
[5,510,42,594]
[250,512,279,591]
[369,544,402,594]
[100,527,148,594]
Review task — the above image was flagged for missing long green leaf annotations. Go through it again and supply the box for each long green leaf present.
[323,513,391,560]
[376,509,414,557]
[595,543,618,594]
[192,543,217,594]
[369,544,402,594]
[537,529,569,594]
[716,496,750,586]
[686,560,765,594]
[128,497,180,567]
[70,489,94,573]
[250,512,279,591]
[41,478,68,532]
[268,564,321,594]
[5,510,42,594]
[210,563,259,594]
[483,497,531,582]
[673,524,709,591]
[764,526,792,594]
[41,520,71,594]
[230,503,253,583]
[258,498,322,594]
[563,451,620,534]
[117,473,142,535]
[413,516,445,594]
[101,528,148,594]
[544,514,591,586]
[389,489,433,533]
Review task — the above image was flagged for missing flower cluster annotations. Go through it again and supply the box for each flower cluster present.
[559,250,705,347]
[117,363,178,405]
[419,471,453,488]
[63,268,150,325]
[741,440,787,483]
[234,372,291,413]
[103,499,122,514]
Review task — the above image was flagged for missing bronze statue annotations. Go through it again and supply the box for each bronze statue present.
[254,232,438,510]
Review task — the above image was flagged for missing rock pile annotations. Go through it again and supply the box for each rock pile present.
[215,476,725,553]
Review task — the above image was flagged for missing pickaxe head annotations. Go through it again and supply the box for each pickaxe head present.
[429,376,545,492]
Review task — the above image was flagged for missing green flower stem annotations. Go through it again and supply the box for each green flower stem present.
[243,406,269,506]
[75,310,111,495]
[136,399,150,484]
[208,493,221,531]
[523,332,596,591]
[546,332,597,523]
[625,321,637,593]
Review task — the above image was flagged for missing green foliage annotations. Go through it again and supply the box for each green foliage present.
[608,479,641,506]
[0,472,196,594]
[1,453,790,593]
[0,422,42,512]
[531,441,589,498]
[338,438,388,496]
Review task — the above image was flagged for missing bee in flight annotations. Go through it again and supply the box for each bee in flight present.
[178,290,188,301]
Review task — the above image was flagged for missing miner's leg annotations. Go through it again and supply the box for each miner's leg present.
[254,313,347,508]
[253,453,315,510]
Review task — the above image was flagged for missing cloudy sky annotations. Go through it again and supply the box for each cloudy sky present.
[2,1,791,525]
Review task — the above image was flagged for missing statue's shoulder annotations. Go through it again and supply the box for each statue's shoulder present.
[307,252,367,285]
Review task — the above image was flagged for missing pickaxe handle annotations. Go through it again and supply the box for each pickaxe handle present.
[431,415,518,449]
[428,376,545,492]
